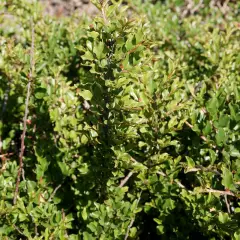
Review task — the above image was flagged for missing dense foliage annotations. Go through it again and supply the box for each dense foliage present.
[0,0,240,239]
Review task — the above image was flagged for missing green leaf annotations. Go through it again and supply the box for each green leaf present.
[186,156,195,168]
[81,135,88,144]
[234,231,240,240]
[125,34,134,51]
[58,162,69,176]
[45,228,49,240]
[82,207,88,221]
[18,213,27,222]
[87,222,98,233]
[168,116,177,129]
[216,128,226,146]
[206,97,218,116]
[147,78,156,95]
[163,199,175,210]
[187,83,196,98]
[130,227,137,238]
[86,40,93,51]
[135,29,143,44]
[88,31,99,39]
[82,51,94,60]
[93,42,105,59]
[35,148,49,172]
[218,114,230,127]
[27,180,37,193]
[154,218,162,225]
[83,232,94,240]
[229,103,236,120]
[79,90,93,101]
[218,212,229,224]
[230,146,240,157]
[35,88,46,99]
[221,167,235,190]
[202,121,212,135]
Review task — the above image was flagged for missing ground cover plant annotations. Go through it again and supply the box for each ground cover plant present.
[0,0,240,239]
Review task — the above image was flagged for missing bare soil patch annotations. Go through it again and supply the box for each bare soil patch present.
[39,0,99,16]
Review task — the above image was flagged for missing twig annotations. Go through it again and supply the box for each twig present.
[129,157,187,189]
[62,208,65,220]
[22,168,26,181]
[13,224,25,236]
[156,168,238,199]
[124,191,142,240]
[217,0,230,15]
[185,121,193,128]
[119,171,134,187]
[6,216,27,237]
[185,166,221,176]
[182,0,203,18]
[224,194,231,214]
[48,183,62,202]
[156,171,187,189]
[182,0,194,18]
[156,170,166,177]
[185,121,216,148]
[209,0,215,9]
[34,224,38,236]
[62,208,69,239]
[175,180,187,189]
[190,0,204,15]
[100,0,108,25]
[13,20,35,205]
[0,152,14,158]
[199,188,237,197]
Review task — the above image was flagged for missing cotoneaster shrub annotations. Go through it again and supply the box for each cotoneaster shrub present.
[0,0,240,239]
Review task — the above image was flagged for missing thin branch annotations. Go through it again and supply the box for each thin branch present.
[217,0,230,15]
[0,152,14,158]
[156,170,166,177]
[100,0,108,25]
[119,171,134,188]
[62,208,69,239]
[185,165,221,176]
[185,121,216,148]
[182,0,194,18]
[190,0,204,15]
[13,20,35,205]
[199,188,238,197]
[175,180,187,189]
[6,216,27,237]
[13,224,25,236]
[124,191,142,240]
[156,171,187,189]
[101,8,108,25]
[34,224,38,236]
[182,0,203,18]
[22,168,26,181]
[224,194,231,214]
[156,169,238,199]
[48,183,62,202]
[129,157,186,189]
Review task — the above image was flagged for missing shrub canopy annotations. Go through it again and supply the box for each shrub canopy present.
[0,0,240,239]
